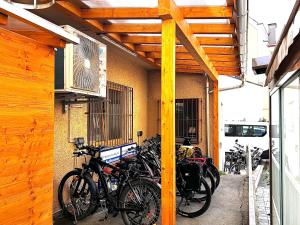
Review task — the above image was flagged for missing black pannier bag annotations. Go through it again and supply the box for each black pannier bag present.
[177,161,201,190]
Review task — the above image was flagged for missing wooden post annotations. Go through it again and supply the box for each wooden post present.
[213,81,219,169]
[161,18,176,225]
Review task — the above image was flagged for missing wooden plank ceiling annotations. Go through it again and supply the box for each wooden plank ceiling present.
[55,0,240,77]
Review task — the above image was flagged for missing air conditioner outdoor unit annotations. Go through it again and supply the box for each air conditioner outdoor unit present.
[55,25,106,97]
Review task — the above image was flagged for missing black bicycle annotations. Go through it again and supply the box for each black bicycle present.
[58,140,160,225]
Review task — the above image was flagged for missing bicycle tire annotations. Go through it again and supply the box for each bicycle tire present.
[204,169,216,194]
[120,178,160,225]
[177,177,211,218]
[58,169,97,220]
[208,164,220,188]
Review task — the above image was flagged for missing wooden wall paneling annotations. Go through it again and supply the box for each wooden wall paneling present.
[0,27,54,225]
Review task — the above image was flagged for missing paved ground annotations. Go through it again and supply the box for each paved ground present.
[255,164,270,225]
[54,174,248,225]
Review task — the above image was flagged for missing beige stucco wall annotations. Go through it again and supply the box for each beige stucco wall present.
[147,71,208,152]
[106,45,149,142]
[53,44,149,212]
[53,42,210,212]
[53,102,88,213]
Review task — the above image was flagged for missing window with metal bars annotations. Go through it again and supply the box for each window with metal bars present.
[88,81,133,146]
[175,99,199,144]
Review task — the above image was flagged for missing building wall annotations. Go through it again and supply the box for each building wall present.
[147,71,208,152]
[53,44,149,212]
[0,28,54,224]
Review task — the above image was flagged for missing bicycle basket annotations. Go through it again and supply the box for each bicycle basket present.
[177,162,200,190]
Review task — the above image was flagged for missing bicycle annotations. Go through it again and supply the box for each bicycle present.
[58,139,160,225]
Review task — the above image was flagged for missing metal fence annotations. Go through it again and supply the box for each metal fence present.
[88,81,133,147]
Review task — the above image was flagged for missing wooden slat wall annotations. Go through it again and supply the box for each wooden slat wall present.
[0,27,54,225]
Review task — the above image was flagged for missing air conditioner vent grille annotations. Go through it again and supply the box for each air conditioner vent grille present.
[73,34,101,93]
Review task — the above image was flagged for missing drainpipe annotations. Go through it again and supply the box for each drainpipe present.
[219,0,249,92]
[206,74,210,157]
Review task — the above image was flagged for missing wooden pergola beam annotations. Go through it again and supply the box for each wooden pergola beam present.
[159,0,219,81]
[55,1,159,68]
[160,18,176,225]
[174,59,240,67]
[148,51,239,62]
[135,44,239,55]
[102,23,235,34]
[215,66,240,73]
[210,54,238,62]
[176,68,204,74]
[212,81,219,168]
[175,65,240,73]
[0,12,8,25]
[123,35,236,46]
[81,6,233,19]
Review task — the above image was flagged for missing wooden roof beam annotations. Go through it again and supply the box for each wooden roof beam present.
[135,44,239,55]
[123,35,236,46]
[176,68,239,76]
[176,69,204,74]
[0,12,8,25]
[159,0,239,81]
[102,23,235,34]
[81,6,233,19]
[55,1,159,68]
[173,59,240,67]
[148,52,238,61]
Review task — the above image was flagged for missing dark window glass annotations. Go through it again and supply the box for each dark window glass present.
[175,99,199,143]
[225,124,267,137]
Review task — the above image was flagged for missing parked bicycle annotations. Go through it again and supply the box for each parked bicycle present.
[58,138,160,225]
[176,137,221,191]
[141,135,215,218]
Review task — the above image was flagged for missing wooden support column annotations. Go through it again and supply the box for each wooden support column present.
[161,18,176,225]
[213,81,219,169]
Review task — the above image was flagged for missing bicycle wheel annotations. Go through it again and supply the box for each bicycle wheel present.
[176,177,211,218]
[208,164,220,188]
[120,178,160,225]
[58,169,97,220]
[203,169,216,194]
[229,163,241,174]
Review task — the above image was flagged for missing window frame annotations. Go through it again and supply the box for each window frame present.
[175,98,200,144]
[88,81,133,147]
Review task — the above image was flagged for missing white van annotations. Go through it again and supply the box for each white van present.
[219,121,269,170]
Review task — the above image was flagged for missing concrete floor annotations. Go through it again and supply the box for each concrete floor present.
[54,174,248,225]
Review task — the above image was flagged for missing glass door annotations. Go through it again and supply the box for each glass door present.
[270,90,282,225]
[281,73,300,225]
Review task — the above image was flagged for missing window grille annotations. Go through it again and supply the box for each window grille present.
[88,81,133,146]
[175,99,199,144]
[157,98,200,144]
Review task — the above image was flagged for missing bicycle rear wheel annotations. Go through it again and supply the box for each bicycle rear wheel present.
[208,164,220,188]
[203,169,216,194]
[58,170,97,220]
[176,177,211,218]
[120,178,160,225]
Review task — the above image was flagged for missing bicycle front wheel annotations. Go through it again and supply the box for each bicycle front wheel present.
[120,178,160,225]
[58,169,97,220]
